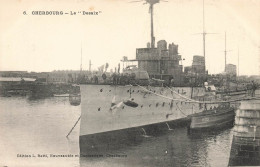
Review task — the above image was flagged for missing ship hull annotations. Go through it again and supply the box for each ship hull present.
[79,117,190,154]
[79,84,218,153]
[189,108,235,131]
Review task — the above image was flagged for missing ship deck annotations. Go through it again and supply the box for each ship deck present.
[191,107,234,117]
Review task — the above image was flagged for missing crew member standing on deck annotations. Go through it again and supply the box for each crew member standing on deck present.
[112,72,117,85]
[93,73,98,84]
[251,81,258,97]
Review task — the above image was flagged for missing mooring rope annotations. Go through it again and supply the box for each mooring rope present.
[176,103,188,116]
[66,115,81,138]
[137,85,186,101]
[136,84,260,104]
[166,86,197,102]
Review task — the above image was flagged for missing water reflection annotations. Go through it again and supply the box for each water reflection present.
[0,96,80,167]
[80,127,233,167]
[0,97,233,167]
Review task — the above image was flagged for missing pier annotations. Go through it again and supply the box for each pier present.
[228,100,260,166]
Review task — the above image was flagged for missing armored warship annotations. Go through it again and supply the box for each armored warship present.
[78,0,247,153]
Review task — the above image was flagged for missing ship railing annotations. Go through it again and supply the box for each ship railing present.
[136,84,260,104]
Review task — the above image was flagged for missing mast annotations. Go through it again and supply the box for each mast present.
[89,60,92,72]
[259,46,260,76]
[148,0,160,48]
[80,43,82,72]
[223,32,232,73]
[203,0,206,73]
[150,3,155,48]
[224,32,227,72]
[237,47,239,76]
[198,0,217,74]
[130,0,162,48]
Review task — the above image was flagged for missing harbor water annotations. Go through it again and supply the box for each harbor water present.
[0,96,235,167]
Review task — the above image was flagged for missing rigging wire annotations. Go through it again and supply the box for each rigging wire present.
[137,84,260,104]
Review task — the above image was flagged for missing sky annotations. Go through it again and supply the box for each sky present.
[0,0,260,75]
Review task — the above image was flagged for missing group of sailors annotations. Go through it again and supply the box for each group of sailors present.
[247,81,258,97]
[81,73,259,96]
[202,102,231,111]
[88,72,136,85]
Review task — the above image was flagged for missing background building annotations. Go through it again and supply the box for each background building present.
[226,64,237,77]
[192,56,205,74]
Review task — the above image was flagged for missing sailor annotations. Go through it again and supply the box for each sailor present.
[112,72,117,85]
[170,78,174,86]
[93,74,98,84]
[119,74,124,85]
[204,103,207,110]
[251,81,258,97]
[117,74,120,85]
[125,73,130,85]
[102,73,107,82]
[85,75,89,83]
[199,103,203,109]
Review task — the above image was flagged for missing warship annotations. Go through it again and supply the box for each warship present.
[78,0,250,153]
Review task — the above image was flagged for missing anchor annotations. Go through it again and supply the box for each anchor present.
[123,99,138,107]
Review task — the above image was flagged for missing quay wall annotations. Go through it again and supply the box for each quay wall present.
[228,100,260,166]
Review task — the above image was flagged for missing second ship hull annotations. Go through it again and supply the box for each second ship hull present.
[189,108,235,131]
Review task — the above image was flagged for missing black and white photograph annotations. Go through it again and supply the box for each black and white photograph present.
[0,0,260,166]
